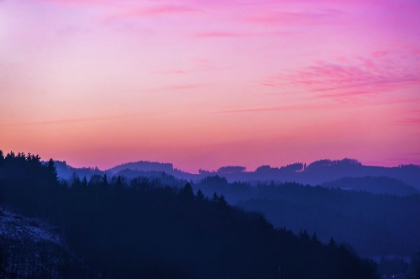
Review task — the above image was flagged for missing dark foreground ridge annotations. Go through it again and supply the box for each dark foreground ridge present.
[0,151,379,279]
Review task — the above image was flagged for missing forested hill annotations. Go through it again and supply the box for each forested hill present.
[0,151,378,279]
[54,158,420,192]
[322,176,418,196]
[193,176,420,257]
[212,159,420,190]
[236,184,420,256]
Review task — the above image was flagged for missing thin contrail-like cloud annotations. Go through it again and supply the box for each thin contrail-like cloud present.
[3,114,142,127]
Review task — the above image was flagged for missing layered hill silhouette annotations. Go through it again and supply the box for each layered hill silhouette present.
[55,158,420,195]
[322,176,418,196]
[0,151,379,278]
[49,156,420,258]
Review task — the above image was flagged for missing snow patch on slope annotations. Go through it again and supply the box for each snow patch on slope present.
[0,209,62,245]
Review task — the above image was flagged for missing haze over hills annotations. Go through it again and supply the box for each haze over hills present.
[322,176,418,196]
[1,151,383,278]
[55,158,420,193]
[51,156,420,257]
[4,152,420,258]
[3,0,420,277]
[108,161,174,174]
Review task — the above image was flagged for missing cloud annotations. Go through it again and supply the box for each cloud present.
[42,0,346,31]
[3,114,142,127]
[150,70,188,75]
[371,50,391,58]
[189,30,294,39]
[36,0,115,8]
[243,9,344,27]
[398,118,420,124]
[218,103,337,114]
[262,54,420,101]
[190,31,249,39]
[149,83,206,92]
[102,4,197,22]
[218,96,420,114]
[38,1,200,25]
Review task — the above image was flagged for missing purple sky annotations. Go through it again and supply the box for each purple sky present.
[1,0,420,172]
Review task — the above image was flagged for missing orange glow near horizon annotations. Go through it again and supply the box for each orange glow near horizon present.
[1,0,420,172]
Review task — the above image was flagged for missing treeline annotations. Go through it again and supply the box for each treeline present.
[322,176,418,196]
[0,151,378,278]
[0,236,98,279]
[237,182,420,256]
[191,176,420,256]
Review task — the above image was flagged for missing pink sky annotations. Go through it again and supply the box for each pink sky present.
[1,0,420,172]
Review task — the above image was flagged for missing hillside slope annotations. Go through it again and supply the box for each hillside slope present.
[0,209,97,278]
[0,151,378,279]
[322,176,419,196]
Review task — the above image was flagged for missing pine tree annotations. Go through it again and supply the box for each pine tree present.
[47,159,58,182]
[212,192,219,203]
[218,194,228,207]
[328,237,336,248]
[311,232,319,243]
[180,183,194,200]
[196,189,205,201]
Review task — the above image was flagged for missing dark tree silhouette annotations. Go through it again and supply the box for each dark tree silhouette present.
[0,151,379,279]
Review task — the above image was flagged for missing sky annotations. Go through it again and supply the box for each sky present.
[1,0,420,172]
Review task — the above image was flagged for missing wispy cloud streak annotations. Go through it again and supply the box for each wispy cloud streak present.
[105,5,197,20]
[262,53,420,101]
[243,9,344,26]
[191,32,249,38]
[398,118,420,124]
[150,70,188,75]
[218,103,337,114]
[149,83,206,92]
[2,114,142,127]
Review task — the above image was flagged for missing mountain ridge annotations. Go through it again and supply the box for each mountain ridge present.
[54,158,420,192]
